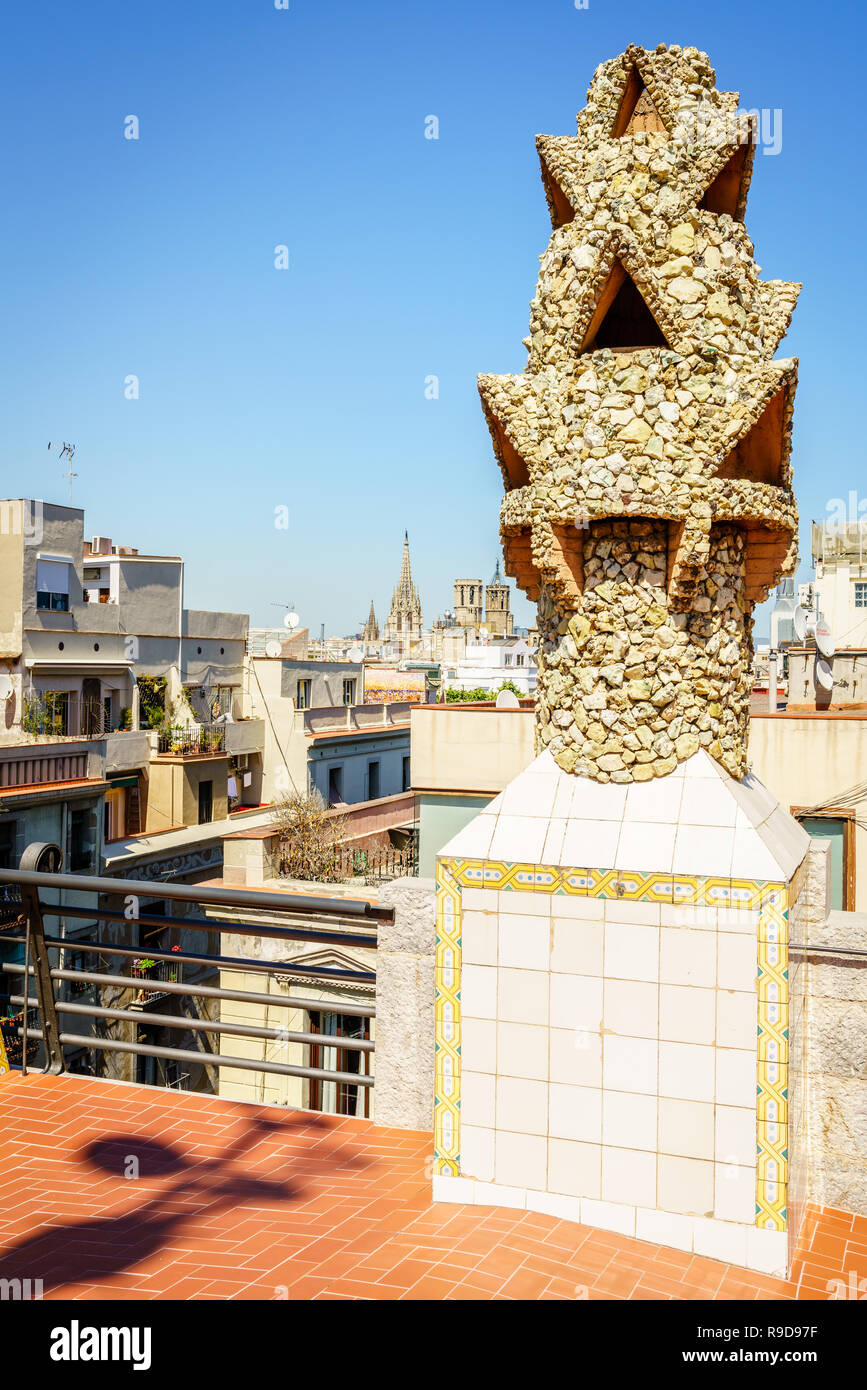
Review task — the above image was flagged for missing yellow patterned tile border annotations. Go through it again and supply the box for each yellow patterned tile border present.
[434,854,791,1231]
[434,860,462,1176]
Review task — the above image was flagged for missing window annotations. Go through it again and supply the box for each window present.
[35,559,70,612]
[795,811,855,911]
[308,1011,371,1118]
[104,787,126,843]
[343,679,356,706]
[515,654,525,667]
[367,761,380,801]
[67,939,94,998]
[504,654,512,666]
[327,766,343,806]
[855,583,867,608]
[69,808,94,871]
[402,756,411,793]
[198,780,213,825]
[0,820,17,870]
[296,679,311,710]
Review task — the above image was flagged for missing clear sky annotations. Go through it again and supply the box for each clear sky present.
[0,0,861,638]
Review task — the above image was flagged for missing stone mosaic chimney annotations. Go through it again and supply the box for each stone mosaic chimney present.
[479,42,800,783]
[434,45,818,1281]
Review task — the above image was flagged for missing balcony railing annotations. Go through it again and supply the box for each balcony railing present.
[0,884,25,932]
[21,694,128,740]
[0,861,389,1096]
[130,955,181,1007]
[157,724,226,755]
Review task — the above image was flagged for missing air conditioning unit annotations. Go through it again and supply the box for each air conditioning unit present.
[233,754,249,772]
[92,536,112,554]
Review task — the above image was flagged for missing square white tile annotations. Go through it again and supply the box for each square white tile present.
[498,914,550,972]
[549,1083,603,1143]
[659,1040,715,1102]
[550,973,604,1032]
[659,984,716,1045]
[603,1090,658,1151]
[602,1035,659,1095]
[615,820,677,872]
[604,920,660,983]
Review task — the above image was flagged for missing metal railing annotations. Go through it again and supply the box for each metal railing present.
[21,693,126,739]
[0,862,389,1096]
[157,724,226,755]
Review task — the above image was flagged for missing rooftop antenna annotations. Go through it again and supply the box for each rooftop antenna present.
[48,441,77,504]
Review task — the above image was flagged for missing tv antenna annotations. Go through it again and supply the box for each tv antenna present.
[48,441,77,503]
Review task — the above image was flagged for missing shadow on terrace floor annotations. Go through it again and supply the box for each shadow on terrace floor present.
[0,1106,363,1295]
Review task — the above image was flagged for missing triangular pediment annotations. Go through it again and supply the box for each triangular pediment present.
[699,141,751,219]
[716,388,787,486]
[582,259,671,352]
[612,66,667,137]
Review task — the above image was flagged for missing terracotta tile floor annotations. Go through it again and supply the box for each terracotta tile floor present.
[0,1074,862,1301]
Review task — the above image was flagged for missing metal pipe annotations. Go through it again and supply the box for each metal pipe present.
[2,932,376,986]
[13,1026,374,1085]
[3,963,376,1017]
[789,942,867,959]
[39,902,379,950]
[4,993,374,1050]
[0,865,393,922]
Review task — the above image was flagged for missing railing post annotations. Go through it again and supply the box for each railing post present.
[18,845,65,1075]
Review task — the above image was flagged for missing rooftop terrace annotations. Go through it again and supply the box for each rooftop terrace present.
[0,1075,859,1301]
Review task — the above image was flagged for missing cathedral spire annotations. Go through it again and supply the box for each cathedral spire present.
[383,532,423,656]
[398,531,413,591]
[363,599,380,643]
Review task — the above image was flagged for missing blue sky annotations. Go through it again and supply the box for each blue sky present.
[0,0,861,637]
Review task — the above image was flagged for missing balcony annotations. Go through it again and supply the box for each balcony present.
[156,724,226,756]
[20,693,126,741]
[303,702,412,736]
[104,729,151,775]
[128,955,182,1008]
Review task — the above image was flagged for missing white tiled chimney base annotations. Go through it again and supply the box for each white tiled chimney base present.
[432,1175,789,1276]
[433,749,809,1281]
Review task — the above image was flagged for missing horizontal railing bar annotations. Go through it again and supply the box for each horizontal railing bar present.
[5,932,376,986]
[38,903,379,950]
[4,962,376,1017]
[13,1027,374,1085]
[0,865,394,922]
[789,942,867,959]
[4,992,374,1051]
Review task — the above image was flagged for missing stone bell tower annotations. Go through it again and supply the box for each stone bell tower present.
[434,45,817,1279]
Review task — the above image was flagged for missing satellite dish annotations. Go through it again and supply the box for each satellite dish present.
[264,640,282,658]
[0,675,13,701]
[284,611,300,630]
[347,647,363,663]
[495,688,520,709]
[814,618,835,659]
[815,657,834,692]
[792,606,808,642]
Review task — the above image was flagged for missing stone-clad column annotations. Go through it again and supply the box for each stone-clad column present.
[375,876,436,1130]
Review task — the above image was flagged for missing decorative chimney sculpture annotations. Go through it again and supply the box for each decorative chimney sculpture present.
[434,46,816,1281]
[479,42,799,782]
